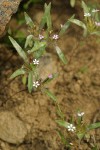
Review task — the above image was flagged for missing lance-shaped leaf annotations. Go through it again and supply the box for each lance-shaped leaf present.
[24,12,34,28]
[28,72,33,93]
[10,68,25,79]
[44,88,57,102]
[28,41,47,54]
[87,122,100,131]
[9,36,28,62]
[24,35,33,48]
[70,0,76,7]
[59,15,75,36]
[69,18,87,36]
[55,46,67,64]
[56,120,70,128]
[82,1,89,13]
[91,31,100,36]
[39,3,52,31]
[57,130,68,145]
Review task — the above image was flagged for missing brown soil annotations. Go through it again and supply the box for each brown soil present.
[0,2,100,150]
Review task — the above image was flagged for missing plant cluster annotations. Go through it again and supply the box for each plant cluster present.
[8,1,100,149]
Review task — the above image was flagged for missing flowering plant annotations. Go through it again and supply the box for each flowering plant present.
[56,110,100,149]
[9,3,73,100]
[69,1,100,37]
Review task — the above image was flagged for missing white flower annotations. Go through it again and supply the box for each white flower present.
[67,124,76,132]
[84,13,91,17]
[77,112,85,117]
[92,9,99,13]
[33,81,40,88]
[95,22,100,26]
[39,34,44,40]
[52,34,59,40]
[60,24,63,28]
[33,59,39,65]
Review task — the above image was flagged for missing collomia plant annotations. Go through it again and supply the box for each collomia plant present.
[9,2,73,101]
[56,110,100,149]
[8,1,100,149]
[9,1,100,100]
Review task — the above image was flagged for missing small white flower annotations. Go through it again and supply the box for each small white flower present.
[33,59,39,65]
[39,34,44,40]
[60,24,63,28]
[77,112,85,117]
[95,22,100,26]
[84,13,91,17]
[92,9,99,13]
[67,124,76,132]
[52,34,59,40]
[33,81,40,88]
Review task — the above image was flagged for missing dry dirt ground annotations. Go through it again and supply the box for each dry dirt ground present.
[0,1,100,150]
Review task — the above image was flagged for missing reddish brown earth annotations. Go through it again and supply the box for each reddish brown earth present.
[0,1,100,150]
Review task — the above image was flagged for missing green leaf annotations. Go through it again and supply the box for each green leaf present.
[70,0,76,7]
[22,75,27,85]
[55,46,67,64]
[45,3,52,31]
[82,1,89,13]
[57,130,68,145]
[44,88,57,102]
[69,19,87,36]
[24,12,34,28]
[77,132,85,140]
[10,69,25,79]
[56,120,70,128]
[39,3,52,31]
[28,41,47,54]
[28,72,33,93]
[87,122,100,130]
[9,36,28,63]
[59,15,75,36]
[91,31,100,36]
[25,35,33,48]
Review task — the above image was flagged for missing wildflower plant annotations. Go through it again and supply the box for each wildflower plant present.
[9,3,73,100]
[69,1,100,37]
[56,110,100,149]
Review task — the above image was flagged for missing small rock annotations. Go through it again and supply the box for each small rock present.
[0,111,27,144]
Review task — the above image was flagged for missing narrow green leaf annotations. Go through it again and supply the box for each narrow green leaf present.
[82,1,89,13]
[39,3,52,31]
[28,41,47,54]
[45,3,52,31]
[57,130,68,145]
[91,31,100,36]
[25,35,33,48]
[22,75,27,85]
[59,15,75,36]
[70,0,76,7]
[44,88,57,102]
[28,72,33,93]
[87,122,100,130]
[69,19,87,36]
[9,36,28,62]
[55,46,67,64]
[10,69,25,79]
[56,120,70,128]
[24,12,34,28]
